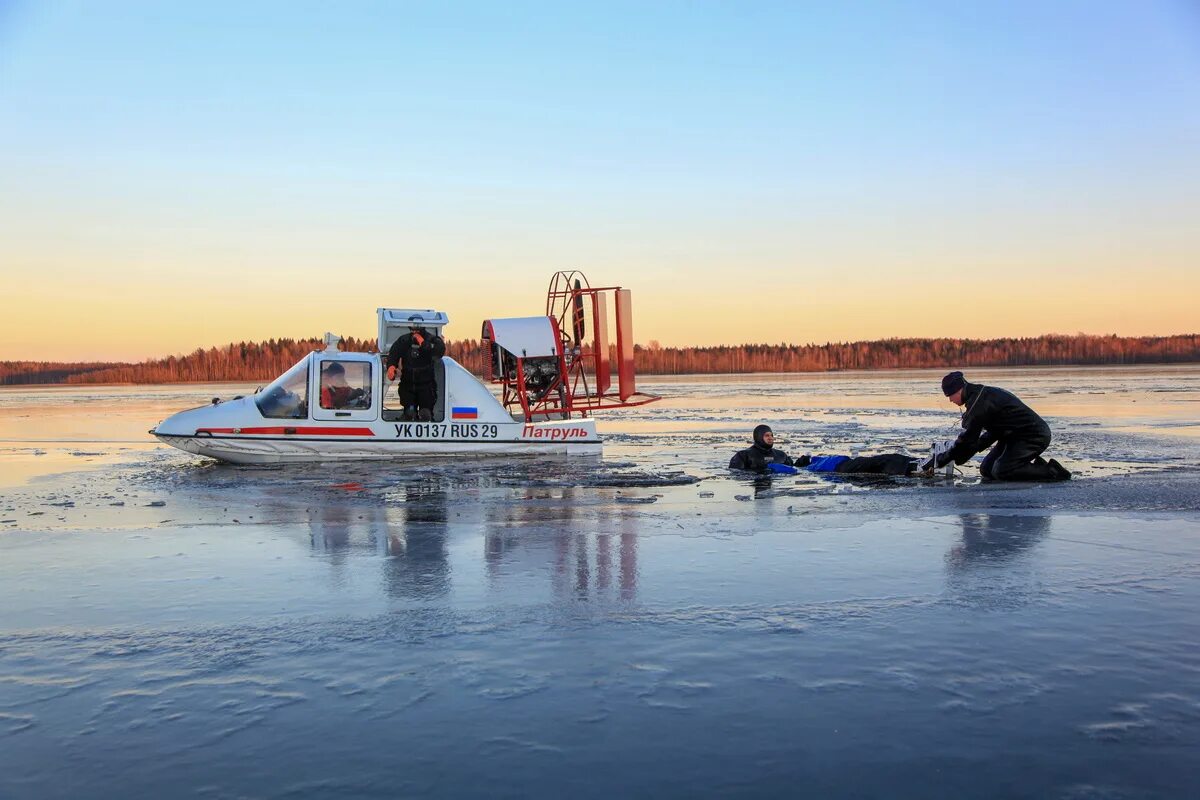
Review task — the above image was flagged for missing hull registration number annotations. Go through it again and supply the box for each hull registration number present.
[394,423,500,439]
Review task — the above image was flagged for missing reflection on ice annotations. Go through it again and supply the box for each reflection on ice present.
[301,483,645,603]
[943,514,1053,611]
[485,509,640,603]
[307,497,453,599]
[385,506,451,601]
[947,513,1052,569]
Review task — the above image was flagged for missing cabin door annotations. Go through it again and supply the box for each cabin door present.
[311,357,378,422]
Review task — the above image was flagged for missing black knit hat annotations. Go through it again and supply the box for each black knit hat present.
[941,371,966,396]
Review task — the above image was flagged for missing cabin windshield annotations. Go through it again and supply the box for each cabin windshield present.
[255,358,309,419]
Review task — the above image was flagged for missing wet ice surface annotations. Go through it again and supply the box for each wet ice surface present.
[2,367,1200,799]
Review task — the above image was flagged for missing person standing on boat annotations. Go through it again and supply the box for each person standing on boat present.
[934,371,1070,481]
[386,324,446,421]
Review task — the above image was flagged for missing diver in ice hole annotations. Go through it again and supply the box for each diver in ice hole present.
[729,425,795,471]
[933,371,1070,481]
[385,324,446,421]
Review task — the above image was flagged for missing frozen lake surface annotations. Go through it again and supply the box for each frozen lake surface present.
[2,366,1199,798]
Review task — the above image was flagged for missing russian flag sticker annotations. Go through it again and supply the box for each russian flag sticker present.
[451,407,478,419]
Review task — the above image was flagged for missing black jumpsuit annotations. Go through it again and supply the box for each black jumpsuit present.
[939,382,1056,481]
[835,454,919,475]
[729,444,793,471]
[385,330,446,420]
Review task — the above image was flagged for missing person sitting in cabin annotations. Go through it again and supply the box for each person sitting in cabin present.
[385,323,446,422]
[319,362,365,410]
[934,371,1070,481]
[728,425,921,475]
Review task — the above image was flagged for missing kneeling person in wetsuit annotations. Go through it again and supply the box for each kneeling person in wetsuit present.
[935,371,1070,481]
[729,425,794,471]
[386,324,447,421]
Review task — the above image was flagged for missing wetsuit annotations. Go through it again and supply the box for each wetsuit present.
[386,330,446,421]
[797,453,919,475]
[729,426,793,471]
[729,446,793,472]
[938,382,1058,481]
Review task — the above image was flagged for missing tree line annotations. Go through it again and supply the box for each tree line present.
[630,334,1200,374]
[0,361,124,385]
[2,333,1198,385]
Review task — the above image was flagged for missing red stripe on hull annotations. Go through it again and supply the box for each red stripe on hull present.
[196,427,375,436]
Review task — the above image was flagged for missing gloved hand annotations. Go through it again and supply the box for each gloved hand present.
[387,365,397,381]
[919,440,955,473]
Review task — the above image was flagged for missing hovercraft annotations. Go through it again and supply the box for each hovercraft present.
[150,273,659,464]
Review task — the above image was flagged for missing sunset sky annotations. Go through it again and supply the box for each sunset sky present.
[2,1,1199,362]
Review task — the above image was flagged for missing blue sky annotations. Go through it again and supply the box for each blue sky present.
[2,1,1199,359]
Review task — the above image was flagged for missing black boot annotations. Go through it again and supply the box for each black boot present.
[995,459,1060,482]
[1047,458,1071,481]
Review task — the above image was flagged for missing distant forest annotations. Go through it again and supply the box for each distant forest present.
[2,333,1198,386]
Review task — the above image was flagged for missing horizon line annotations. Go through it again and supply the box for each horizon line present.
[4,330,1199,367]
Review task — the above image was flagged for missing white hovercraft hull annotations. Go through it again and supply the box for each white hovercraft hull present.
[150,355,602,464]
[152,420,600,464]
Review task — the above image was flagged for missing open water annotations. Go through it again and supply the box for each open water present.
[1,366,1199,798]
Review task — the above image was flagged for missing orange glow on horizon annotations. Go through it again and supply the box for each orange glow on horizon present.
[4,263,1198,363]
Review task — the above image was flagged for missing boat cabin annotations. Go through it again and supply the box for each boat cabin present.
[253,309,496,425]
